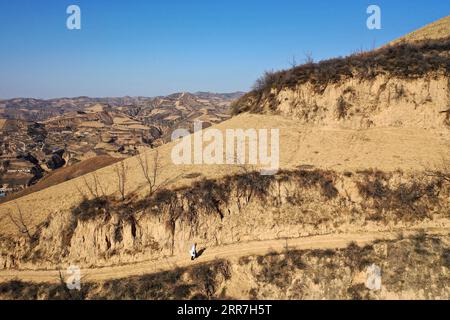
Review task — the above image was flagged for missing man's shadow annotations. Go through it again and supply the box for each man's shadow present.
[196,248,206,259]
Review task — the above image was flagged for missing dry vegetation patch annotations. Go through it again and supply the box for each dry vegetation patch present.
[232,37,450,115]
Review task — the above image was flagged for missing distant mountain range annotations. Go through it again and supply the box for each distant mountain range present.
[0,92,246,122]
[0,91,244,196]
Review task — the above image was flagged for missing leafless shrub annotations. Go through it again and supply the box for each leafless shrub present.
[290,169,338,200]
[189,260,231,298]
[57,270,73,299]
[73,181,87,200]
[114,161,128,202]
[252,70,279,92]
[137,150,162,195]
[288,55,297,68]
[81,173,104,199]
[337,96,350,119]
[255,251,302,289]
[304,51,314,64]
[394,84,407,99]
[7,203,34,242]
[72,196,109,222]
[356,171,441,219]
[344,242,374,272]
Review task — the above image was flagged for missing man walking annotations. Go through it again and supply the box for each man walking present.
[190,243,197,261]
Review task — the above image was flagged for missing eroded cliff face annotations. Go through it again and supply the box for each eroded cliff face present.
[1,169,449,269]
[239,75,450,130]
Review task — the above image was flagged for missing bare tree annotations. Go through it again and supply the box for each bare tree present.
[73,182,87,199]
[137,150,162,195]
[352,46,366,56]
[304,51,314,64]
[7,202,33,241]
[114,161,128,201]
[92,172,105,197]
[288,55,297,68]
[82,173,104,198]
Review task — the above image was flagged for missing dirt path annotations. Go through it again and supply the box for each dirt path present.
[0,227,448,284]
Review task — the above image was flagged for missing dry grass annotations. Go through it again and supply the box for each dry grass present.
[388,15,450,46]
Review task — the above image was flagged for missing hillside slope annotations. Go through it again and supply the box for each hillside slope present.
[389,14,450,45]
[0,156,122,204]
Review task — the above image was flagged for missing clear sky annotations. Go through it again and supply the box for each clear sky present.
[0,0,448,99]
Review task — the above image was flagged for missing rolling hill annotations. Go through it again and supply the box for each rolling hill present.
[0,92,243,198]
[0,17,449,300]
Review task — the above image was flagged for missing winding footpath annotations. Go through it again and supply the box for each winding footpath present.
[0,227,448,284]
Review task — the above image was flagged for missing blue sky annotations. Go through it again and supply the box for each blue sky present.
[0,0,448,99]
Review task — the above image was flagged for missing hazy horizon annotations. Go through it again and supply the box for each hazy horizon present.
[0,91,247,101]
